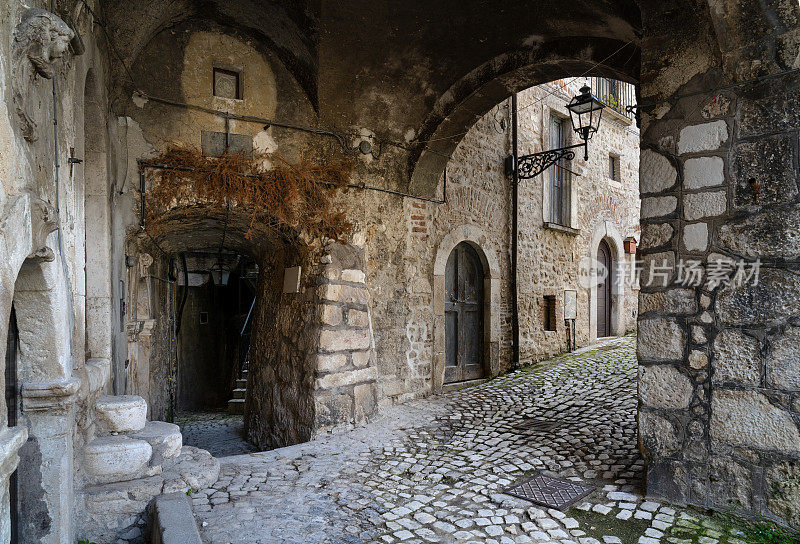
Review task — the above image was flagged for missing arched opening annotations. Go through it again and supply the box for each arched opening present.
[426,76,643,511]
[444,242,486,384]
[126,205,323,455]
[432,226,502,392]
[173,250,260,456]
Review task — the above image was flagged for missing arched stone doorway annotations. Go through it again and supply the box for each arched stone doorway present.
[588,221,627,342]
[596,240,612,338]
[444,242,485,384]
[432,225,501,392]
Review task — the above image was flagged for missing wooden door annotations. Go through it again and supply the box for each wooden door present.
[596,240,612,338]
[445,243,485,383]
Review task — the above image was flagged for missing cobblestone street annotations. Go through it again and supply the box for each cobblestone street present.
[191,338,749,544]
[177,413,259,458]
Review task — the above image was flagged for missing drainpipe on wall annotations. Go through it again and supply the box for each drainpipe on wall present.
[510,93,520,371]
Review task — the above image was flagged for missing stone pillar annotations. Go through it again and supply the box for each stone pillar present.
[19,378,79,543]
[313,247,378,429]
[638,0,800,527]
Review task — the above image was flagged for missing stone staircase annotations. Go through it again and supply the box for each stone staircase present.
[80,395,220,543]
[227,362,248,415]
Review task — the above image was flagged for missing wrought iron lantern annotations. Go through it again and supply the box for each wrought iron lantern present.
[509,86,606,180]
[566,86,605,155]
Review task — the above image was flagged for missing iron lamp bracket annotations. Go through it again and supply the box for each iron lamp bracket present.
[510,141,587,181]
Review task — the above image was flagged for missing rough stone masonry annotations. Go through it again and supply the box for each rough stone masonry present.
[0,0,798,542]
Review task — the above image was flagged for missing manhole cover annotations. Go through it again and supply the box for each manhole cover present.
[504,474,594,510]
[512,418,559,432]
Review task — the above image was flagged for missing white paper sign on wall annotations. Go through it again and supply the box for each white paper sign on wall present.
[283,266,301,293]
[564,289,577,320]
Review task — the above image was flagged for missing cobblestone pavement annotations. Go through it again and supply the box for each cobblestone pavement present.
[177,412,259,457]
[192,337,751,544]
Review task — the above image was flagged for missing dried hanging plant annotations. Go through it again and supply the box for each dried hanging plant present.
[142,146,353,245]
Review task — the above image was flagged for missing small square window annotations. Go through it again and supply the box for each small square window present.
[213,67,241,100]
[199,311,209,325]
[543,295,557,331]
[609,154,621,181]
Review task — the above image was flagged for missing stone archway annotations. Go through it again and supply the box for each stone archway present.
[432,225,501,392]
[588,220,627,342]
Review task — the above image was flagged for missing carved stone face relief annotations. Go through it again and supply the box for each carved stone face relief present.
[12,8,76,142]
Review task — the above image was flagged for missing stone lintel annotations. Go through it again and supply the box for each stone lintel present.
[21,376,81,411]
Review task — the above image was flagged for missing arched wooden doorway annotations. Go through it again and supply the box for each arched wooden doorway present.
[444,242,485,384]
[596,240,612,338]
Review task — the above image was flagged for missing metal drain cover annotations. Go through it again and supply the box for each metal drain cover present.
[504,474,594,510]
[512,418,559,432]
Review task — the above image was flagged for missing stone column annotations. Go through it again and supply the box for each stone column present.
[19,378,79,543]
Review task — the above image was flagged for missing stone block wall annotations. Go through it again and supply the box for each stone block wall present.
[638,0,800,524]
[313,243,379,429]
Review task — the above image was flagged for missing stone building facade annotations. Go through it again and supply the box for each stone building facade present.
[0,0,798,542]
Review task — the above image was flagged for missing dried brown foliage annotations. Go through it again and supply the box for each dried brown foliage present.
[142,146,353,244]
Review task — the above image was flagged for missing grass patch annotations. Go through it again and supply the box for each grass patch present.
[664,510,800,544]
[570,507,651,542]
[725,516,800,544]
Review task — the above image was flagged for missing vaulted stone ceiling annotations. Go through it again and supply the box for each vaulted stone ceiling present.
[98,0,319,103]
[93,0,781,196]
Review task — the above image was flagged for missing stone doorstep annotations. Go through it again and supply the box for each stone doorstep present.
[95,394,148,433]
[228,398,245,414]
[81,446,219,543]
[84,435,155,485]
[129,421,183,465]
[442,378,487,394]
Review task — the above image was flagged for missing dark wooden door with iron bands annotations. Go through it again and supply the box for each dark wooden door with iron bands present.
[444,242,485,383]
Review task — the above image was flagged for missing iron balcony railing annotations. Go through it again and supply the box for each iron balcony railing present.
[591,77,636,120]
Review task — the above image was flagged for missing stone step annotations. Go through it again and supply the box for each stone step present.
[235,378,247,388]
[227,398,245,415]
[232,388,246,400]
[84,436,154,484]
[128,421,182,465]
[95,395,148,433]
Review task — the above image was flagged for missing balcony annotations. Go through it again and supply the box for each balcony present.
[591,77,636,122]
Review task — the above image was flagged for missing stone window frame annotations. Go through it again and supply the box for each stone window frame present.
[540,96,580,231]
[212,64,244,101]
[588,220,627,342]
[431,225,501,392]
